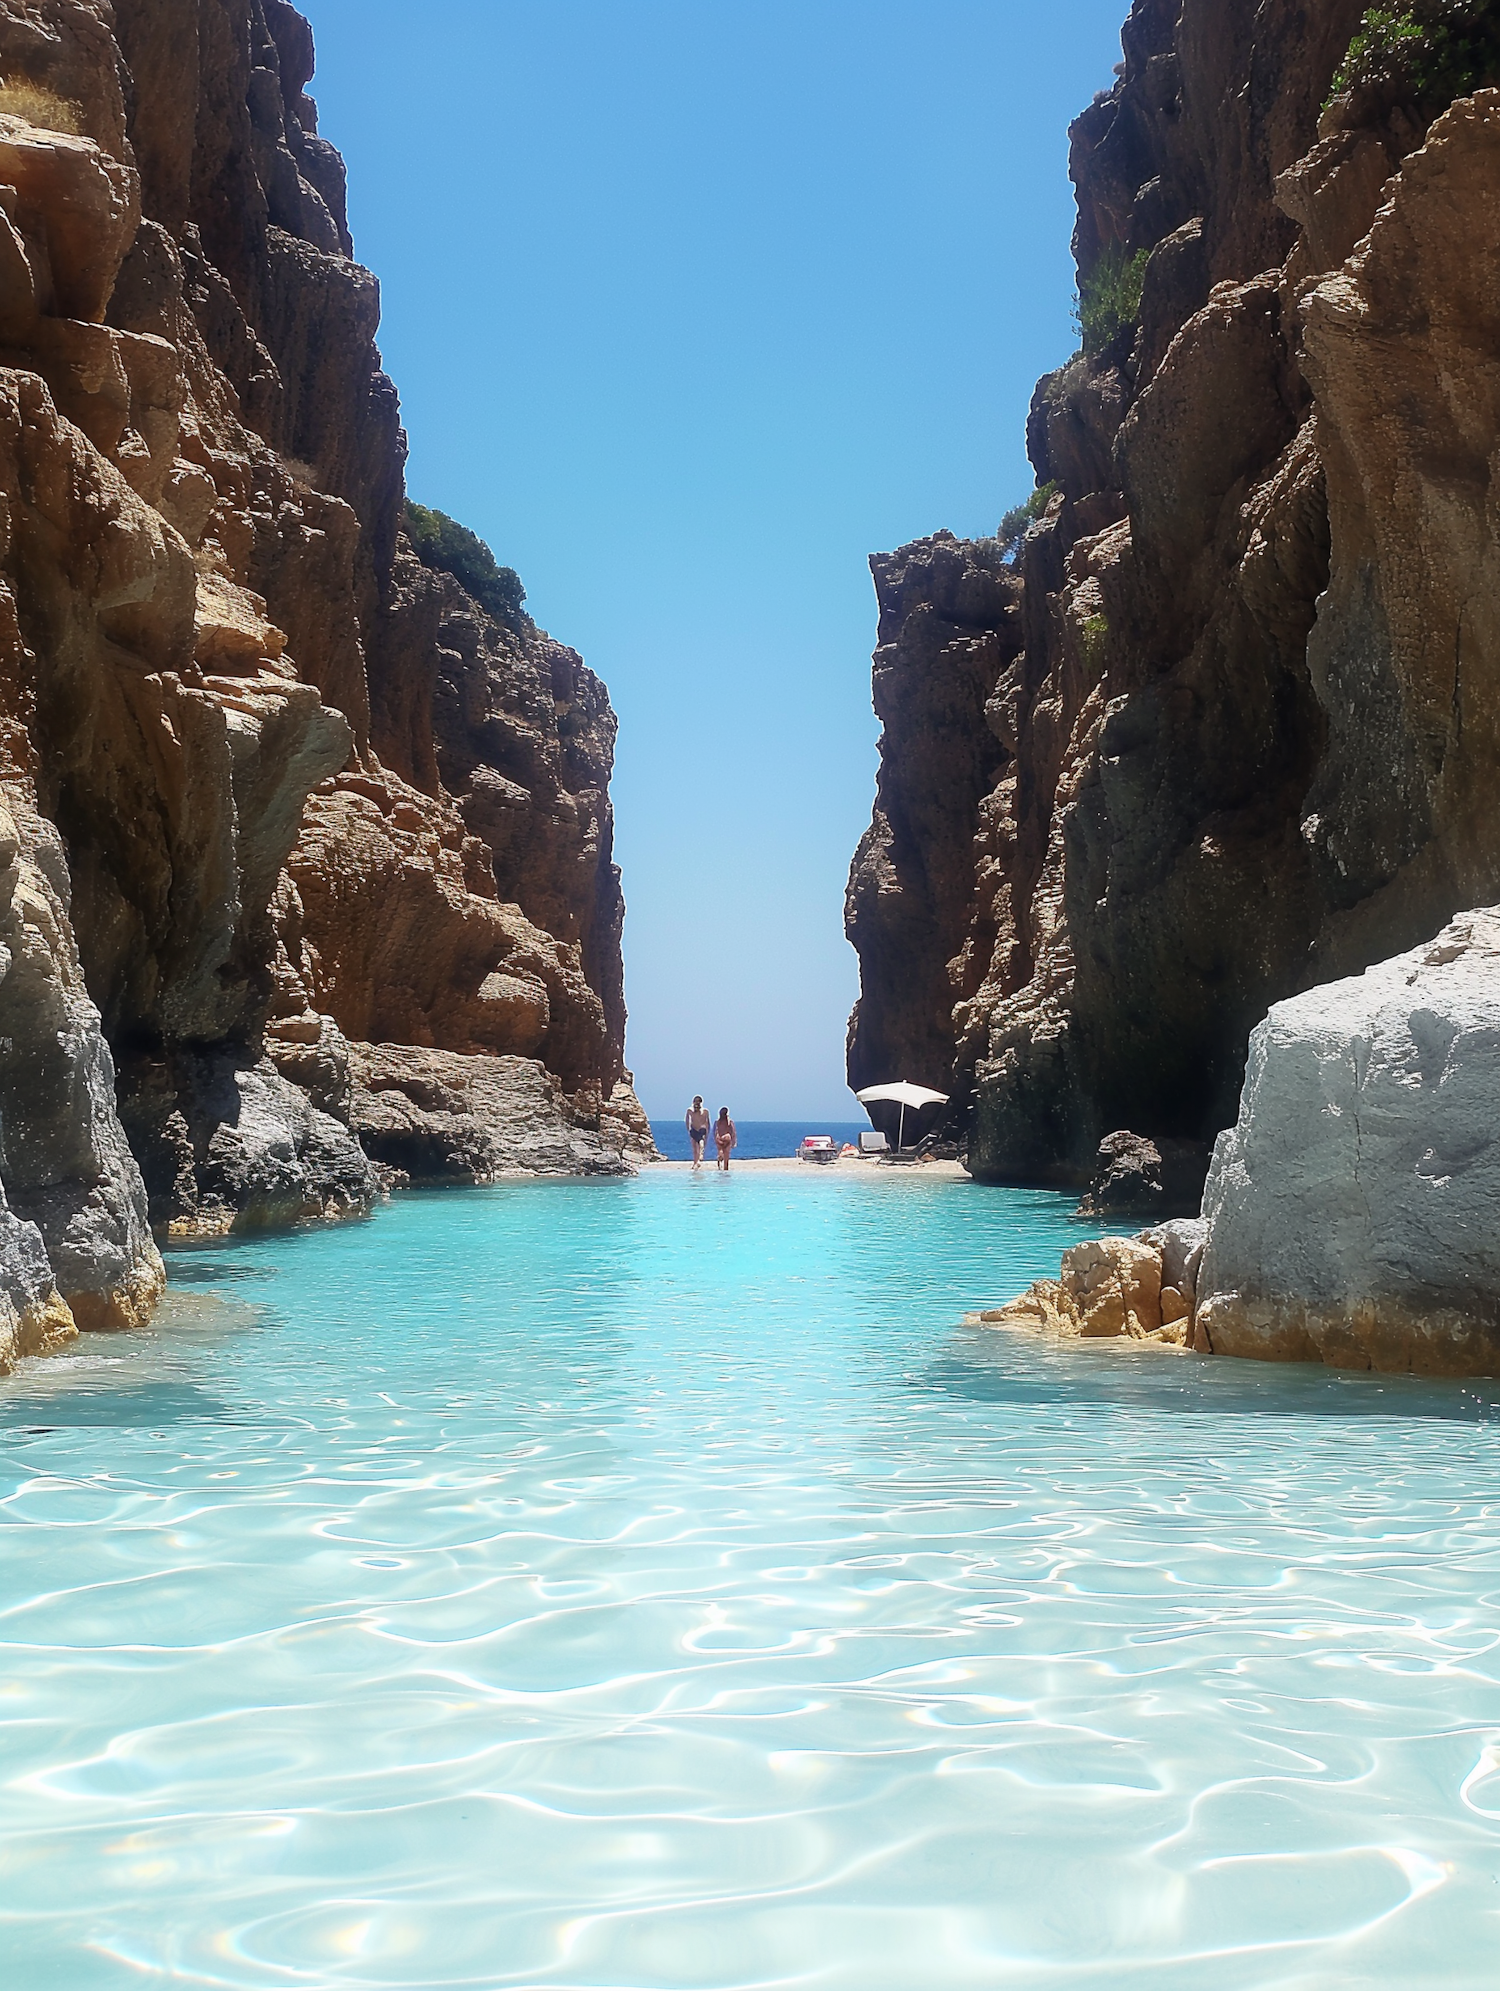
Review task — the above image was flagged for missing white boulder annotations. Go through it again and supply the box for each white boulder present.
[1196,907,1500,1373]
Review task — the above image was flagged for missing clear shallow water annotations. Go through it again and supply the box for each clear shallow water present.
[3,1168,1500,1989]
[648,1122,871,1161]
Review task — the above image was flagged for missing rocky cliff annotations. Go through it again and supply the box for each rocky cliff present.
[1194,906,1500,1373]
[0,0,648,1371]
[977,905,1500,1375]
[848,0,1500,1183]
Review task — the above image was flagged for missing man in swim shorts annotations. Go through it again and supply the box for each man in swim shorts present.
[686,1096,710,1167]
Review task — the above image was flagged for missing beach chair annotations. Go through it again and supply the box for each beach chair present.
[859,1130,888,1154]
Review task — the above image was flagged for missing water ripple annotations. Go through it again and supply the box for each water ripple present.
[3,1172,1500,1986]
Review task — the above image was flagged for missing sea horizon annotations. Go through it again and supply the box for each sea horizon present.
[649,1118,873,1161]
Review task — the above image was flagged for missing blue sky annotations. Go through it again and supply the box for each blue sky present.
[300,1,1127,1117]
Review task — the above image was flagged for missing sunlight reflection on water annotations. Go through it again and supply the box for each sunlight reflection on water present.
[2,1167,1499,1988]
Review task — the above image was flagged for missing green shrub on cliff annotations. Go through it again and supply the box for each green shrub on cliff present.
[997,482,1060,561]
[1074,246,1149,358]
[404,501,527,625]
[1329,1,1500,113]
[1081,612,1110,669]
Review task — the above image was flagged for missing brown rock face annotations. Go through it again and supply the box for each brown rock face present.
[347,1044,653,1185]
[848,0,1500,1185]
[0,1,647,1346]
[341,541,629,1086]
[845,533,1021,1105]
[272,766,614,1086]
[1075,1128,1210,1220]
[975,1233,1189,1348]
[1297,92,1500,972]
[975,1216,1206,1352]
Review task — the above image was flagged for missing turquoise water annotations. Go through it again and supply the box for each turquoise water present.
[3,1166,1500,1989]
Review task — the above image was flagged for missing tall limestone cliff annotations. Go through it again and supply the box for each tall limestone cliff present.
[848,0,1500,1183]
[0,0,648,1369]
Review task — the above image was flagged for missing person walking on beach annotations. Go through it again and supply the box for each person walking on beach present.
[714,1106,737,1172]
[686,1096,710,1168]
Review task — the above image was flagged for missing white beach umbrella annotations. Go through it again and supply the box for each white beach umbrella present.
[855,1081,949,1152]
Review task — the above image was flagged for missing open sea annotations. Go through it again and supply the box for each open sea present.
[3,1165,1500,1988]
[649,1121,872,1161]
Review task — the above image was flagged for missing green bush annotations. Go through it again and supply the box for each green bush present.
[404,501,527,625]
[1328,1,1500,112]
[1073,246,1149,358]
[997,481,1060,560]
[1081,612,1110,670]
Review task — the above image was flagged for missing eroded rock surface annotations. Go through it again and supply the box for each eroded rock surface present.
[0,1,648,1354]
[973,1231,1191,1348]
[848,3,1500,1195]
[1196,908,1500,1374]
[348,1044,645,1184]
[1076,1129,1211,1220]
[845,533,1020,1106]
[979,906,1500,1376]
[124,1048,377,1236]
[0,1193,75,1374]
[0,789,162,1332]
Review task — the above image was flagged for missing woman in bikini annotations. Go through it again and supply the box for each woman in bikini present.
[714,1106,737,1171]
[685,1096,710,1167]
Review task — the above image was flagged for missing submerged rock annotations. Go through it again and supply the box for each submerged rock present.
[1195,908,1500,1373]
